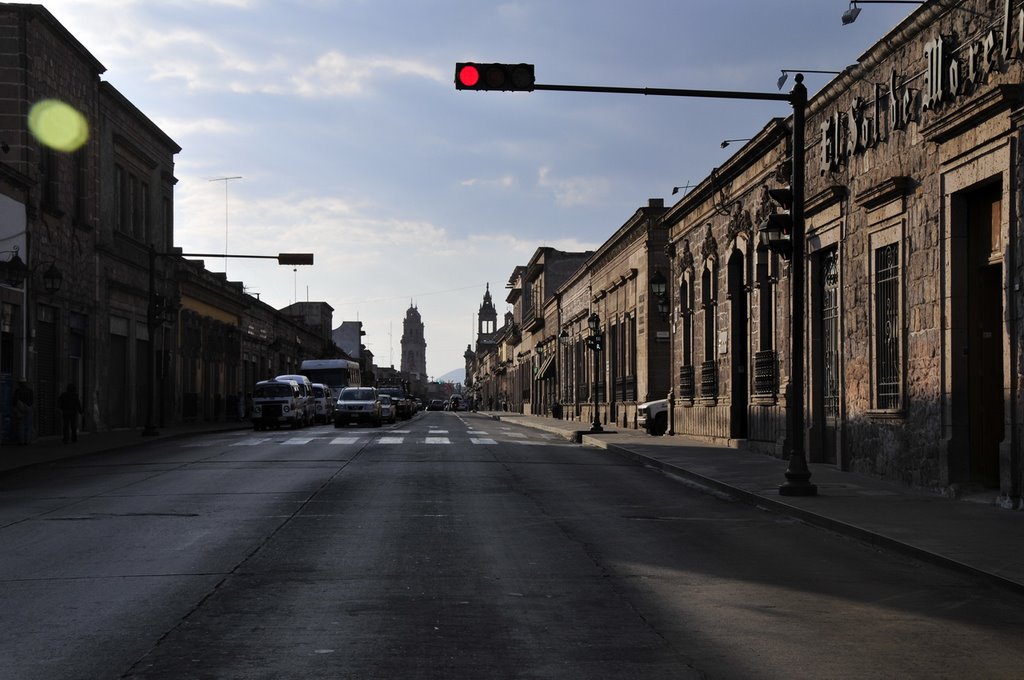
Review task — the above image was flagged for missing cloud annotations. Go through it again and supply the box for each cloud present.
[155,116,247,137]
[537,166,610,208]
[459,175,516,189]
[291,51,446,98]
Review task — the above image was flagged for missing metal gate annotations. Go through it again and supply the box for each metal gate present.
[822,250,840,423]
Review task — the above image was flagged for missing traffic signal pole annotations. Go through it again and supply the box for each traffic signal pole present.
[457,67,816,495]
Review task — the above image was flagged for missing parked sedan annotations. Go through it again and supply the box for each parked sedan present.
[378,394,397,424]
[427,399,445,411]
[334,387,381,427]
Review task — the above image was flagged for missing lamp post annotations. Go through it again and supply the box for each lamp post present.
[143,249,315,436]
[587,311,603,433]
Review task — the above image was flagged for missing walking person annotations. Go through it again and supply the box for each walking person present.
[58,383,83,443]
[12,380,34,445]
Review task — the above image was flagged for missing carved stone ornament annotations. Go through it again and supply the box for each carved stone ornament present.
[727,207,753,243]
[700,224,718,262]
[679,238,694,273]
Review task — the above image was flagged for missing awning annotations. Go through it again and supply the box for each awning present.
[537,353,557,380]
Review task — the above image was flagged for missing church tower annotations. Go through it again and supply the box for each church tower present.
[477,283,498,351]
[401,303,427,379]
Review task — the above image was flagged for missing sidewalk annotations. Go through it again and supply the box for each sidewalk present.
[0,420,252,475]
[481,411,1024,595]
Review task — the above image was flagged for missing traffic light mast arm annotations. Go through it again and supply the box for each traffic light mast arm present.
[532,82,792,104]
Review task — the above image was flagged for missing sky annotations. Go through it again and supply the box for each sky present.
[40,0,918,380]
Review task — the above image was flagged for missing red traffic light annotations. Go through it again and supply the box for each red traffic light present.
[457,63,480,88]
[454,62,535,91]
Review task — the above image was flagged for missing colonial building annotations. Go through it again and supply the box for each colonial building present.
[558,199,669,429]
[470,1,1024,508]
[663,119,791,447]
[797,0,1023,504]
[0,4,338,438]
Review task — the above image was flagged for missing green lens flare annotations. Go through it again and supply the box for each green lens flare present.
[28,99,89,152]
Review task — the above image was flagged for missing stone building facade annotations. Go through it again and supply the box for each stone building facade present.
[798,0,1023,503]
[0,5,338,438]
[468,1,1024,506]
[663,119,791,448]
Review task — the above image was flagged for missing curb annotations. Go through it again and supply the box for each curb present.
[588,436,1024,596]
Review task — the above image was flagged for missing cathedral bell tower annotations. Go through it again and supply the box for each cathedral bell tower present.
[401,303,426,379]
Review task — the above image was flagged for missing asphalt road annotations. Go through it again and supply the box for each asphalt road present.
[2,412,1023,679]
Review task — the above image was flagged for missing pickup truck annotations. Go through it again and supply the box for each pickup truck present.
[637,398,669,436]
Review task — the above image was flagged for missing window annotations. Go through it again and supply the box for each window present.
[140,182,150,243]
[874,243,901,409]
[130,175,140,239]
[74,149,88,224]
[679,278,693,366]
[115,164,127,233]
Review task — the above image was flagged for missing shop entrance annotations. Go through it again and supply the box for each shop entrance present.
[953,183,1003,488]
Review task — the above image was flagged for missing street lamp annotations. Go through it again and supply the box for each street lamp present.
[720,138,751,148]
[842,0,924,25]
[777,69,844,91]
[650,270,669,320]
[587,311,603,433]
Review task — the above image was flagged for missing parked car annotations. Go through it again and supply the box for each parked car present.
[310,382,334,424]
[251,379,304,430]
[377,386,413,419]
[427,399,445,411]
[637,398,669,436]
[334,387,381,427]
[378,394,397,424]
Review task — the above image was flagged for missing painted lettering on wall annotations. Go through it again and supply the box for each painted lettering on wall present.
[821,2,1023,174]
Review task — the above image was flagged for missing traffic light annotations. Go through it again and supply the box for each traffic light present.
[277,253,314,265]
[455,63,535,91]
[758,187,793,260]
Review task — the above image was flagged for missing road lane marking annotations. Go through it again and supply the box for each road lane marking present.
[379,437,404,444]
[330,437,360,445]
[283,438,315,445]
[425,437,450,444]
[471,438,497,445]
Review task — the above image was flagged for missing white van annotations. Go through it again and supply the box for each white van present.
[275,374,314,426]
[310,382,334,424]
[251,379,304,430]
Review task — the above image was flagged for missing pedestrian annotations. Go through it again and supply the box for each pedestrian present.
[12,379,34,445]
[58,383,83,443]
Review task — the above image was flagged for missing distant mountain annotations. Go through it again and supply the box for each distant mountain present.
[436,367,465,384]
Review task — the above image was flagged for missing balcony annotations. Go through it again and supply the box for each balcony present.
[753,350,778,397]
[678,365,695,400]
[700,360,718,399]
